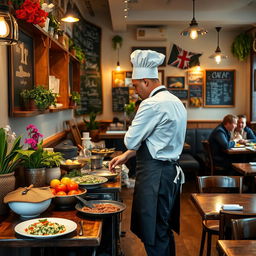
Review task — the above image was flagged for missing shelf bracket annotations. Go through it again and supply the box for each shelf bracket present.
[41,35,47,48]
[49,39,52,49]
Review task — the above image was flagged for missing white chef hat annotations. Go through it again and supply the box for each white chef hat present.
[130,50,165,79]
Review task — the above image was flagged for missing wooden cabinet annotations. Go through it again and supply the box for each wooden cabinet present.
[8,21,80,117]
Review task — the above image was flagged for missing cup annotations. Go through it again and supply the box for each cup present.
[83,132,90,138]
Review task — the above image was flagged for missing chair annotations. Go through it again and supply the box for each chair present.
[231,217,256,240]
[197,176,243,256]
[201,140,225,175]
[65,119,82,148]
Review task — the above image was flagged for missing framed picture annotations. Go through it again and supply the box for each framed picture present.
[158,70,165,85]
[166,76,185,89]
[131,47,167,66]
[187,70,204,85]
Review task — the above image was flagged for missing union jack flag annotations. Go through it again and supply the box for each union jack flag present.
[168,44,202,69]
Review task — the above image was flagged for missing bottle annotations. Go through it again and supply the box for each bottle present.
[80,137,92,173]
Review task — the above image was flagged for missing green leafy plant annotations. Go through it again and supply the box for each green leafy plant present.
[124,102,135,116]
[74,46,85,63]
[231,32,253,61]
[112,35,123,49]
[70,91,81,105]
[83,112,99,131]
[48,13,60,32]
[43,151,63,168]
[0,126,23,174]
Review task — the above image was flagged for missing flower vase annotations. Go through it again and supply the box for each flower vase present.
[0,172,15,215]
[24,168,46,187]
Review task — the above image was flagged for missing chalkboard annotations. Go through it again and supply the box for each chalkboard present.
[112,87,129,112]
[168,89,188,100]
[8,29,34,114]
[204,70,235,107]
[73,5,102,114]
[189,84,203,97]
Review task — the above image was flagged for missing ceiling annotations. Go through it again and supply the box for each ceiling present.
[107,0,256,32]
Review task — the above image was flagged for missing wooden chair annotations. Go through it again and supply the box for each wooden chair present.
[197,176,243,256]
[201,140,225,175]
[65,119,82,148]
[231,217,256,240]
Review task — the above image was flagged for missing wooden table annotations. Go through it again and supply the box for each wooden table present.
[226,147,255,155]
[232,163,256,176]
[98,131,126,140]
[0,208,102,255]
[191,193,256,220]
[218,240,256,256]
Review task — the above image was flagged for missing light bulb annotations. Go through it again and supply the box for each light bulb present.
[190,29,198,40]
[116,65,121,71]
[0,17,9,38]
[61,16,79,23]
[195,65,201,71]
[215,55,221,64]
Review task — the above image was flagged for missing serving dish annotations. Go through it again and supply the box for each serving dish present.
[71,175,108,189]
[90,169,118,180]
[75,200,126,218]
[14,217,77,238]
[60,162,83,171]
[91,148,115,157]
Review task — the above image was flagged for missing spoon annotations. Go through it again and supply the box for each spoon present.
[22,184,34,195]
[75,195,94,209]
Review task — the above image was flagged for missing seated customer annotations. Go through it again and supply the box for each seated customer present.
[231,114,256,143]
[209,114,240,171]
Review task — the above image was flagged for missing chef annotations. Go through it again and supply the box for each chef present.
[109,49,187,256]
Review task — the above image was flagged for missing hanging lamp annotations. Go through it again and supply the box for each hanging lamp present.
[116,46,121,71]
[181,0,207,40]
[209,27,227,64]
[0,2,18,45]
[61,0,79,23]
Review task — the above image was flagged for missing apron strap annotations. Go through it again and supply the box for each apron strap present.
[172,162,185,192]
[151,87,167,96]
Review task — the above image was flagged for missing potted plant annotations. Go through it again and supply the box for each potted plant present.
[231,32,253,61]
[48,13,60,37]
[0,125,23,215]
[112,35,123,50]
[20,89,36,110]
[70,91,81,107]
[83,112,100,141]
[16,124,52,187]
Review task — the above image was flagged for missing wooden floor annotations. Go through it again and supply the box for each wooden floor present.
[120,178,219,256]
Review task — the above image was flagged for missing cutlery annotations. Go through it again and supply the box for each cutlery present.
[75,195,94,209]
[21,184,34,195]
[78,220,84,236]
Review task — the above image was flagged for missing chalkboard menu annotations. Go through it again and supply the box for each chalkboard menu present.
[205,70,235,107]
[189,84,203,97]
[168,89,188,100]
[8,29,34,113]
[112,87,129,112]
[73,5,102,114]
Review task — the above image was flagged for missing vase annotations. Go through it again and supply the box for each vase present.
[24,168,46,187]
[45,167,61,185]
[0,172,15,215]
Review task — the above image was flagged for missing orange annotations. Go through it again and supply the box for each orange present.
[60,177,71,185]
[56,191,67,196]
[50,179,61,188]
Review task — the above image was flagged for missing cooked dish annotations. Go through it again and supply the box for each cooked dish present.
[81,203,120,213]
[24,219,66,236]
[71,175,107,185]
[91,148,114,154]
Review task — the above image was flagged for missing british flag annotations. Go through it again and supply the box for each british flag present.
[168,44,202,69]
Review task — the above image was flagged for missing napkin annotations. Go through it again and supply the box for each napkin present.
[221,204,243,210]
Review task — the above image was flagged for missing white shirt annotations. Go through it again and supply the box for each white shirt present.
[124,86,187,161]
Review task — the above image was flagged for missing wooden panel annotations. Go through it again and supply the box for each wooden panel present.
[187,120,220,129]
[42,131,67,148]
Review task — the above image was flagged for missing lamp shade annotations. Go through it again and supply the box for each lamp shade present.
[61,0,79,23]
[0,4,18,45]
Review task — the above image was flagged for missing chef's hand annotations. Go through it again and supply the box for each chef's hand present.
[109,150,136,172]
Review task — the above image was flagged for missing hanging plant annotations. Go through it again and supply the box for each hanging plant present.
[112,35,123,50]
[231,32,253,61]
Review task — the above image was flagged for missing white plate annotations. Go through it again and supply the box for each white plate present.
[249,162,256,166]
[14,217,77,239]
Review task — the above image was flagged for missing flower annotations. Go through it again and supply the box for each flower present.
[41,3,54,13]
[0,125,23,174]
[15,0,48,25]
[25,124,43,150]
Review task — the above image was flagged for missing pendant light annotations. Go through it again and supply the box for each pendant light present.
[61,0,79,23]
[181,0,207,40]
[209,27,227,64]
[0,2,18,45]
[116,45,121,71]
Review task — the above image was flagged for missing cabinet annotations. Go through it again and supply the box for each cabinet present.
[8,21,80,117]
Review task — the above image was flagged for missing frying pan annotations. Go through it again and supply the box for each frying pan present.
[75,200,126,218]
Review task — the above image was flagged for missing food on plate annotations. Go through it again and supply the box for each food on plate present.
[50,179,61,188]
[71,175,107,185]
[81,203,120,213]
[67,181,79,191]
[91,148,114,154]
[55,183,67,193]
[50,178,81,196]
[25,219,66,236]
[64,159,80,165]
[60,177,71,185]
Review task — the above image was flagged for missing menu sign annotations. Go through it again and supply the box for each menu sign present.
[112,87,129,112]
[204,70,235,107]
[168,89,188,100]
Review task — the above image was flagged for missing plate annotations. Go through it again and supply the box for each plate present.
[234,144,245,148]
[249,162,256,166]
[75,200,126,218]
[91,148,115,157]
[90,169,118,180]
[71,175,108,189]
[14,218,77,239]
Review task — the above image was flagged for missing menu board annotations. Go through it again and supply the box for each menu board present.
[73,5,102,114]
[168,89,188,100]
[112,87,129,112]
[189,84,202,97]
[204,70,235,107]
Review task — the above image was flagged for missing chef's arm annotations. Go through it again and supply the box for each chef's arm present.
[109,150,136,171]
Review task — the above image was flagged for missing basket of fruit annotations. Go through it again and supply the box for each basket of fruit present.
[60,159,83,171]
[50,177,87,209]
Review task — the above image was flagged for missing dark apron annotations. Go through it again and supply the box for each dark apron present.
[130,88,181,245]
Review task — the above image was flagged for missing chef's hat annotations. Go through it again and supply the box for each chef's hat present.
[130,50,165,79]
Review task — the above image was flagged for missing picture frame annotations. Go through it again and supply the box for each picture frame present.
[131,47,167,66]
[158,70,165,85]
[187,70,204,85]
[166,76,185,89]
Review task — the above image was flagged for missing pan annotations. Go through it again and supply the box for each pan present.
[75,200,126,218]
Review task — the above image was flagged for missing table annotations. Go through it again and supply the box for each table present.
[191,193,256,220]
[232,163,256,176]
[226,147,256,155]
[218,240,256,256]
[0,208,102,256]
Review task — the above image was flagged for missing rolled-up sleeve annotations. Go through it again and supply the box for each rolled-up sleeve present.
[124,101,159,150]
